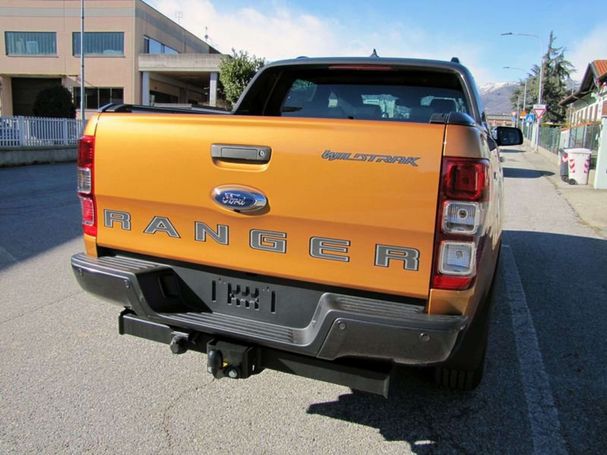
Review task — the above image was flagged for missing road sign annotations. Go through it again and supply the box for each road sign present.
[533,103,547,120]
[525,113,536,123]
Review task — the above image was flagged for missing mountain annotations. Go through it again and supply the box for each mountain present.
[479,82,517,115]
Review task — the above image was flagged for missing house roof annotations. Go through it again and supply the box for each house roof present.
[560,59,607,106]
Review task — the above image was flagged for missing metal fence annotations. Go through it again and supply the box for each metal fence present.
[0,116,81,148]
[561,124,601,152]
[521,123,594,155]
[539,126,561,153]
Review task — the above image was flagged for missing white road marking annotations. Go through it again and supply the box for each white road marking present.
[502,245,568,455]
[0,245,17,264]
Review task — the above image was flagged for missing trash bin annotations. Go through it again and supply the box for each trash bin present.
[566,148,592,185]
[558,148,569,182]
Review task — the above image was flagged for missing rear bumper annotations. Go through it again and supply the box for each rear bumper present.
[71,252,467,365]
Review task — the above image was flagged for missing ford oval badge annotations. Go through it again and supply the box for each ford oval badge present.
[212,186,267,213]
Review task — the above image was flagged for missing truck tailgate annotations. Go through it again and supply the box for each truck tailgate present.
[94,114,444,298]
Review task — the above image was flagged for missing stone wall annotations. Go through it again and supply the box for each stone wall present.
[0,145,76,167]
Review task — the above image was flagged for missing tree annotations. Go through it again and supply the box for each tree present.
[510,31,574,124]
[33,85,76,118]
[219,49,265,107]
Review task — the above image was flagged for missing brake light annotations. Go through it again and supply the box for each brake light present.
[77,135,96,236]
[442,159,488,201]
[432,157,489,290]
[328,65,394,71]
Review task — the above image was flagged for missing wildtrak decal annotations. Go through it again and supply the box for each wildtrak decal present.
[321,150,420,167]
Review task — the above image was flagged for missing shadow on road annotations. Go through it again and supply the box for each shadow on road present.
[0,163,81,271]
[499,147,525,154]
[503,167,554,179]
[308,231,607,453]
[307,250,531,453]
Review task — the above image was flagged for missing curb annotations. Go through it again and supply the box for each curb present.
[0,146,77,167]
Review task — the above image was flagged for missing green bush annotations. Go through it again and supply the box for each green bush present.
[219,49,265,108]
[33,86,76,118]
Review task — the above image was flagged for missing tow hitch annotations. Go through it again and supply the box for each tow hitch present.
[206,339,262,380]
[119,311,392,396]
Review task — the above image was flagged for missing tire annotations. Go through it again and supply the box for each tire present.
[432,261,498,391]
[433,359,485,391]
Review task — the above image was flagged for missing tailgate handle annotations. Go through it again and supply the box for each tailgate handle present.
[211,144,271,163]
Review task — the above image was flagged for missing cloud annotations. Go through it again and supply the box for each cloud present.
[569,23,607,79]
[146,0,496,83]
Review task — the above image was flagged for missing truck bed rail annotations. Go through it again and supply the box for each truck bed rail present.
[99,103,231,115]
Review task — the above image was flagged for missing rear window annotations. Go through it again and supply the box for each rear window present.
[247,67,470,123]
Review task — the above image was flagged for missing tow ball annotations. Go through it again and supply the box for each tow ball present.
[206,339,261,380]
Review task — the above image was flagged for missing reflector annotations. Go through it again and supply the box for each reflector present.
[438,241,475,275]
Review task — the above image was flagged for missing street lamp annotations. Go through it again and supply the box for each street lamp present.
[500,33,544,105]
[501,32,545,149]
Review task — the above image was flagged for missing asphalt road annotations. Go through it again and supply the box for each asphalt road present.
[0,152,605,454]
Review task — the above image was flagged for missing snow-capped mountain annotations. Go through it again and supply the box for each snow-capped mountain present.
[478,82,517,115]
[478,82,514,95]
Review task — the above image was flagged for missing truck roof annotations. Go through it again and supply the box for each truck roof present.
[264,56,470,73]
[249,57,484,123]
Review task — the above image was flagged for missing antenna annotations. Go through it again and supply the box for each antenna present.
[175,10,183,24]
[370,48,379,57]
[204,26,209,41]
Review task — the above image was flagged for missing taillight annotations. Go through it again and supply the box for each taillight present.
[442,159,488,201]
[77,135,96,236]
[432,157,489,290]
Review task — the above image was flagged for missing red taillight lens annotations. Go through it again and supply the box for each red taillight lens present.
[77,135,96,237]
[79,196,97,236]
[432,274,474,291]
[78,135,95,167]
[442,158,488,201]
[431,157,490,291]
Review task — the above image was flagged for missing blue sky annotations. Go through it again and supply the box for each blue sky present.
[146,0,607,84]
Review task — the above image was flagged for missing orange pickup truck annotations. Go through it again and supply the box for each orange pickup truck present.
[71,57,522,396]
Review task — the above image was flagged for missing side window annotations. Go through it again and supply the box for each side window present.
[281,79,317,114]
[420,96,463,113]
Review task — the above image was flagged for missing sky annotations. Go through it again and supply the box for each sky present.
[145,0,607,85]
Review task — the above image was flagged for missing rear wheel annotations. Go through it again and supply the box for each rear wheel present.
[433,347,486,391]
[433,266,498,391]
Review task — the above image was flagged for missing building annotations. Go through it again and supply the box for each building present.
[486,113,515,127]
[559,60,607,125]
[0,0,224,117]
[559,59,607,189]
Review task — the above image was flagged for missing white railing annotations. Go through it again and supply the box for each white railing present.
[0,116,82,148]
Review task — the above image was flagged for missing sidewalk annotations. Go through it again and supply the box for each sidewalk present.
[508,141,607,238]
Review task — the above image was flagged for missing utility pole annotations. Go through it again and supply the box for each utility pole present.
[501,33,545,149]
[80,0,85,130]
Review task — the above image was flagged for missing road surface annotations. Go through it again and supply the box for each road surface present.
[1,150,605,453]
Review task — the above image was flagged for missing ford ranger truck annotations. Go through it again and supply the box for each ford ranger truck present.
[71,57,522,396]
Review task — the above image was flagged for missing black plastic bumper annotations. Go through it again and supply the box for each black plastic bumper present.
[71,252,468,366]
